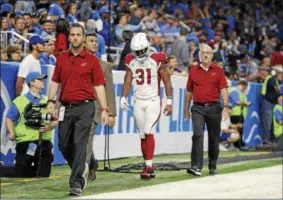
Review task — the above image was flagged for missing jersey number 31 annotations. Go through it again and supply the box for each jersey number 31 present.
[136,68,151,85]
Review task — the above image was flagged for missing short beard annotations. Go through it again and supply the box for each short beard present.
[72,43,83,49]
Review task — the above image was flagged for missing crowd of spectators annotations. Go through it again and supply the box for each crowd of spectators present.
[0,0,282,81]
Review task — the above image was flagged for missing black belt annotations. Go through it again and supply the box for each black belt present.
[61,100,93,107]
[194,101,219,107]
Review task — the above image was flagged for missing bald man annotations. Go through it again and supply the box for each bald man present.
[184,43,229,176]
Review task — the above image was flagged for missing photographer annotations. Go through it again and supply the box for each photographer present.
[0,72,58,178]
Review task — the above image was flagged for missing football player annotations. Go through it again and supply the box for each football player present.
[120,32,172,179]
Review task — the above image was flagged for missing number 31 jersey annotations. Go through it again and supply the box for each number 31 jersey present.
[125,52,168,100]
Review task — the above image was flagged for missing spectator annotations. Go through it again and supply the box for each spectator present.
[114,14,142,48]
[151,35,164,52]
[39,36,56,66]
[117,30,133,71]
[229,80,252,150]
[40,19,55,39]
[261,66,283,144]
[66,2,78,25]
[98,6,111,46]
[15,35,46,96]
[128,7,143,25]
[168,55,188,77]
[6,44,22,62]
[141,16,160,37]
[23,13,40,34]
[219,111,240,151]
[10,16,26,46]
[187,34,199,66]
[1,3,13,14]
[171,27,189,71]
[271,42,283,66]
[47,0,65,22]
[54,19,69,56]
[1,46,8,61]
[14,0,36,14]
[272,93,283,146]
[78,0,92,22]
[160,16,179,44]
[1,16,8,31]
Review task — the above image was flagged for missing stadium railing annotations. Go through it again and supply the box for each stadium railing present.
[1,31,29,55]
[1,31,123,64]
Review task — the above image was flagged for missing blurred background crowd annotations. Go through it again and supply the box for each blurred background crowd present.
[0,0,282,80]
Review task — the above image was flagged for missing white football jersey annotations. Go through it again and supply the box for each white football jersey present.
[125,52,168,100]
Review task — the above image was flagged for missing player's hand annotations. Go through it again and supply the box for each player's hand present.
[164,104,172,116]
[101,110,109,125]
[120,96,130,111]
[108,116,116,127]
[184,108,191,121]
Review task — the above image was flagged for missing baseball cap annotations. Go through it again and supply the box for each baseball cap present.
[99,6,109,14]
[29,35,47,46]
[1,3,13,13]
[26,71,48,85]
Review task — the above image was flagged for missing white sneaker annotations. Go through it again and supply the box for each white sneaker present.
[219,144,228,151]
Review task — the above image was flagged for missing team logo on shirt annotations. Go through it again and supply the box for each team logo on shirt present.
[211,72,216,76]
[81,62,87,67]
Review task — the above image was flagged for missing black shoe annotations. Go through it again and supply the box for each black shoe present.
[209,169,217,175]
[69,188,82,196]
[88,168,97,181]
[240,146,250,151]
[187,167,202,176]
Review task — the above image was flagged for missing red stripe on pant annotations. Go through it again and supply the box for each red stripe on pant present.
[142,97,162,160]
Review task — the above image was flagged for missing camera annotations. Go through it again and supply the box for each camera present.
[24,103,54,129]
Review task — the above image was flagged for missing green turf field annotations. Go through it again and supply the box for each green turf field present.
[0,151,281,199]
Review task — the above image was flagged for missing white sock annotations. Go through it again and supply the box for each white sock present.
[145,160,153,167]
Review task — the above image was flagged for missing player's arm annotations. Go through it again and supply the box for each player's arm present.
[120,67,133,110]
[159,64,172,116]
[122,67,133,98]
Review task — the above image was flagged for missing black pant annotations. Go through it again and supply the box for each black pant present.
[0,140,53,177]
[191,103,222,170]
[58,102,95,189]
[230,115,245,148]
[86,121,99,170]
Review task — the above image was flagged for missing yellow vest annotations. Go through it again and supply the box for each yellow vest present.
[229,87,248,118]
[273,104,283,138]
[13,95,52,143]
[261,75,279,96]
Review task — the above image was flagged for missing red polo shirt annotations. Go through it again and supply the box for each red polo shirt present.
[52,49,106,103]
[186,63,228,103]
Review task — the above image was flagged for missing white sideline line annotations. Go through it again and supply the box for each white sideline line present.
[78,165,282,199]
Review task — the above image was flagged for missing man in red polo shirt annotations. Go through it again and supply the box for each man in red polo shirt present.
[184,43,229,176]
[46,23,108,196]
